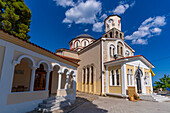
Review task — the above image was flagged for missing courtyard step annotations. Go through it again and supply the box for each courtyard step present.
[140,94,170,102]
[35,96,72,113]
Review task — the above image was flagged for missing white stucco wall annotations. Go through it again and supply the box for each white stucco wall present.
[0,37,77,113]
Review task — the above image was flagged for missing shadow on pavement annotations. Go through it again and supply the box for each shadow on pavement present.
[54,96,108,113]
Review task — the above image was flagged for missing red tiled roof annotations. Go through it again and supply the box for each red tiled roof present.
[104,55,155,67]
[57,55,80,61]
[0,29,79,66]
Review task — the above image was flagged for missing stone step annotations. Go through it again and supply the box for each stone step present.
[39,99,69,108]
[43,97,66,104]
[37,100,71,112]
[140,94,170,102]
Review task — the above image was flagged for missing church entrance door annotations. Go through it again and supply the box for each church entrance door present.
[135,69,143,94]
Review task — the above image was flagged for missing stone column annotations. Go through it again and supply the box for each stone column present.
[106,66,109,93]
[0,45,14,107]
[121,64,127,96]
[73,75,77,91]
[141,68,146,94]
[45,70,51,91]
[149,72,153,94]
[30,67,37,92]
[66,73,70,89]
[58,72,62,90]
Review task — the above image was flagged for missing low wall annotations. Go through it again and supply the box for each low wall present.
[57,88,75,96]
[7,91,48,105]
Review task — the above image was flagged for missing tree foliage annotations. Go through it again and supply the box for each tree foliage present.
[154,74,170,90]
[0,0,31,40]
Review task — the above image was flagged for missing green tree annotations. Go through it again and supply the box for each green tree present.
[154,74,170,90]
[0,0,31,40]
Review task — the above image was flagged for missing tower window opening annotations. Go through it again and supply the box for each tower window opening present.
[116,31,118,38]
[117,45,119,55]
[110,32,113,38]
[76,42,79,48]
[120,33,122,39]
[84,41,86,47]
[120,47,123,56]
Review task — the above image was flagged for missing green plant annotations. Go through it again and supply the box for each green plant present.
[0,0,31,40]
[154,74,170,90]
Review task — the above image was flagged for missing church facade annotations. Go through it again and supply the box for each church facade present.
[56,15,155,97]
[0,15,155,113]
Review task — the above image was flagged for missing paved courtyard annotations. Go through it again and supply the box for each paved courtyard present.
[68,93,170,113]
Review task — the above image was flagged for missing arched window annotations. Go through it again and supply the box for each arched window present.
[116,31,118,38]
[34,64,47,91]
[76,42,79,48]
[110,47,112,57]
[87,67,89,84]
[145,72,150,86]
[112,48,115,56]
[127,69,130,85]
[120,47,123,56]
[130,69,133,85]
[117,45,119,55]
[83,68,86,84]
[109,45,115,57]
[105,34,107,38]
[117,42,123,56]
[91,66,94,84]
[110,70,115,86]
[120,33,122,39]
[84,41,87,47]
[12,58,32,92]
[116,69,120,85]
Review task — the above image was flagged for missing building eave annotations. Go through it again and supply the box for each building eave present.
[0,29,79,67]
[104,55,155,68]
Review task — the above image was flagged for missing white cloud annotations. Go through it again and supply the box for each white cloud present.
[100,14,107,21]
[92,22,104,32]
[130,1,136,7]
[125,16,166,45]
[113,4,129,15]
[63,0,102,24]
[84,29,89,32]
[113,1,135,15]
[68,24,72,28]
[132,39,148,45]
[53,0,74,7]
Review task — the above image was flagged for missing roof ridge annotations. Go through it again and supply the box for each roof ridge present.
[0,29,79,66]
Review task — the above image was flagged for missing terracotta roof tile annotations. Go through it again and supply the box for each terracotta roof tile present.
[0,29,79,66]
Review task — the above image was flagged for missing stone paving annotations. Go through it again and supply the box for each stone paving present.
[71,95,170,113]
[29,92,170,113]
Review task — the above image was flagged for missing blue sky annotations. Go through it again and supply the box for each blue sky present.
[24,0,170,83]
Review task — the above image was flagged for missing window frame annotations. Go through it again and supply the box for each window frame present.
[110,69,120,86]
[145,72,150,86]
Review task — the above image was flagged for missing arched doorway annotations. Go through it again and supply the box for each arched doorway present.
[135,69,143,94]
[12,58,33,92]
[34,64,47,91]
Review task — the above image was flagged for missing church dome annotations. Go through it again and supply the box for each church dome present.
[69,34,96,51]
[75,34,94,39]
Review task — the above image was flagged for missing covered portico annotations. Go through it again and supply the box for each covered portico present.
[105,55,155,97]
[11,55,77,98]
[0,30,78,113]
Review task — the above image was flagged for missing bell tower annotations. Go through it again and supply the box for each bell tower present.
[104,15,121,33]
